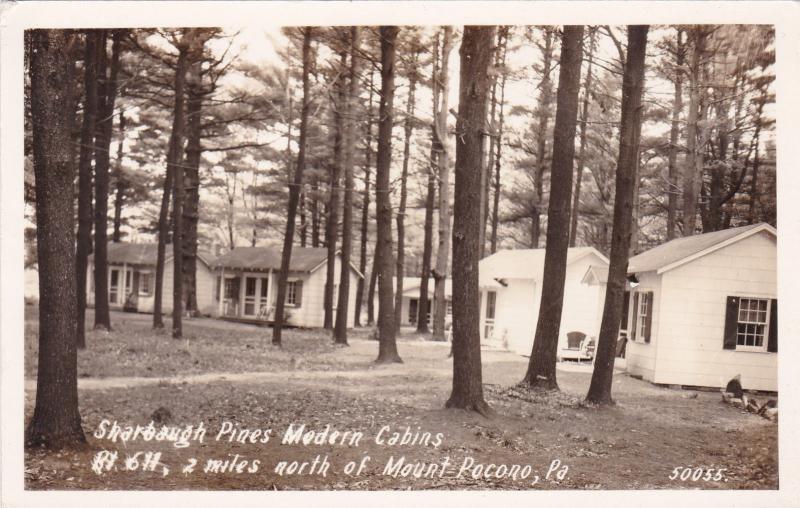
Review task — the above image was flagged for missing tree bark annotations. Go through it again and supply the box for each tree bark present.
[666,28,685,240]
[489,27,509,255]
[182,56,204,316]
[93,30,121,331]
[112,111,126,244]
[586,25,649,404]
[446,25,495,415]
[394,46,420,333]
[334,27,361,344]
[76,30,100,349]
[153,149,174,329]
[354,67,375,328]
[170,34,193,340]
[325,46,347,330]
[432,27,454,342]
[522,25,585,390]
[374,26,402,363]
[273,28,313,346]
[682,28,707,236]
[26,28,86,449]
[569,28,595,247]
[417,143,436,334]
[366,250,378,326]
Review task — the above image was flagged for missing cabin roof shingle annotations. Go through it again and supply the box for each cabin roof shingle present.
[479,246,608,282]
[628,223,775,274]
[212,246,331,273]
[89,242,215,266]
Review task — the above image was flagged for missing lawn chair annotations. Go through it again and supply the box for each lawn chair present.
[558,331,595,363]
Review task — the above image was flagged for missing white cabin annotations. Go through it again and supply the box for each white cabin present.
[478,247,610,355]
[87,242,217,315]
[212,246,363,328]
[589,223,777,392]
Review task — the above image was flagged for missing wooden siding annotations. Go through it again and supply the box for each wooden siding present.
[652,231,777,391]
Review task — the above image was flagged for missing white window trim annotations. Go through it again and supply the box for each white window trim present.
[139,272,153,296]
[634,291,650,344]
[735,295,771,353]
[286,279,300,307]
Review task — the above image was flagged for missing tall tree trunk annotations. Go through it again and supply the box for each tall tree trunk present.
[749,134,762,224]
[112,111,126,243]
[417,144,436,334]
[531,28,555,248]
[170,34,193,340]
[490,27,509,255]
[93,30,121,331]
[587,25,649,404]
[325,49,347,330]
[366,252,378,326]
[26,28,86,449]
[432,26,454,342]
[334,27,361,344]
[479,33,500,260]
[153,147,174,329]
[682,28,707,236]
[445,25,496,415]
[417,32,441,335]
[666,28,685,240]
[273,28,313,346]
[569,28,595,247]
[76,30,100,350]
[182,56,204,316]
[311,178,320,247]
[522,25,585,390]
[394,47,420,333]
[354,68,375,327]
[299,190,307,247]
[374,26,402,363]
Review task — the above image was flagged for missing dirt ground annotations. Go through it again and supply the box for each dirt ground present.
[24,308,778,490]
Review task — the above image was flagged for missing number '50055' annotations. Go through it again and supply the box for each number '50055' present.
[669,467,726,482]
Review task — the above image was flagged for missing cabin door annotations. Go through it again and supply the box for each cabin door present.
[243,276,258,317]
[223,277,240,317]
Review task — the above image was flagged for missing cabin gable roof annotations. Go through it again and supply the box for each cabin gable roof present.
[628,223,776,275]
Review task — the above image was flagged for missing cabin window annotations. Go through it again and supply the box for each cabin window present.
[484,291,497,339]
[736,298,770,351]
[139,273,152,296]
[224,278,238,299]
[631,291,653,343]
[485,291,497,320]
[286,280,302,307]
[446,299,452,316]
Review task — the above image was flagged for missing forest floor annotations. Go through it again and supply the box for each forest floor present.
[23,307,778,490]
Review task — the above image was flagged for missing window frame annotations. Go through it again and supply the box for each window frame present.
[735,296,771,353]
[286,280,299,307]
[139,272,152,296]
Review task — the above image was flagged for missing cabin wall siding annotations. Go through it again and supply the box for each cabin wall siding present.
[652,232,777,391]
[623,271,661,382]
[479,252,609,355]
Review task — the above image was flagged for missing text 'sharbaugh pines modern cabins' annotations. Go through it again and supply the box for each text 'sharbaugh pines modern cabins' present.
[211,246,363,328]
[585,223,777,392]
